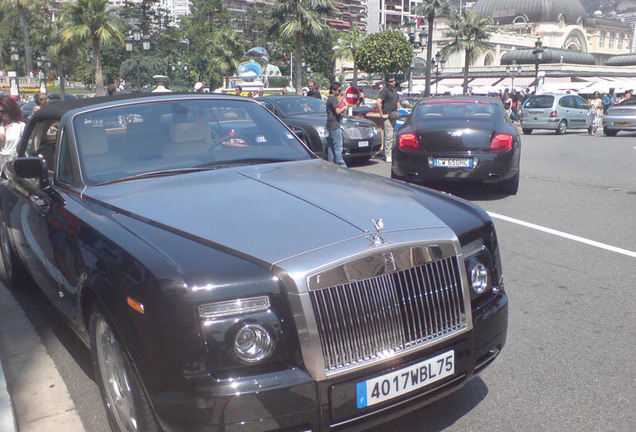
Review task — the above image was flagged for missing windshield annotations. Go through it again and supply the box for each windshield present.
[73,98,313,185]
[413,101,496,121]
[275,97,325,115]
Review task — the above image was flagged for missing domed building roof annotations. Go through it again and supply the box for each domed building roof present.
[473,0,587,26]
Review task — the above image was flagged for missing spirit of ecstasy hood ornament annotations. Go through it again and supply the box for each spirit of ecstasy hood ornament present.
[371,218,385,246]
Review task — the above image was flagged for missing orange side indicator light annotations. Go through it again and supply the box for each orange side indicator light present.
[127,297,145,314]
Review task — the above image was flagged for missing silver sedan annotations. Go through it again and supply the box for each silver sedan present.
[603,97,636,136]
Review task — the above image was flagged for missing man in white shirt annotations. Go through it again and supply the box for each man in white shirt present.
[152,75,172,93]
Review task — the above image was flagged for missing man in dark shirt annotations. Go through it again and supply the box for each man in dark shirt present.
[377,76,401,163]
[326,82,349,167]
[307,81,322,99]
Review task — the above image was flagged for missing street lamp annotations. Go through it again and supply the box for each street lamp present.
[10,42,20,66]
[125,27,151,90]
[36,55,52,94]
[432,51,446,95]
[532,38,544,92]
[9,42,20,98]
[406,20,427,94]
[505,60,522,91]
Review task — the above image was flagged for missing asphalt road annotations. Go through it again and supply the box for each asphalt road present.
[7,129,636,432]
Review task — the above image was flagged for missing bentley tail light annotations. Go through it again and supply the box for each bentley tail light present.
[398,133,419,151]
[490,133,513,152]
[549,110,557,118]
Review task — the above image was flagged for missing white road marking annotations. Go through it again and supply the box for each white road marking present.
[488,212,636,258]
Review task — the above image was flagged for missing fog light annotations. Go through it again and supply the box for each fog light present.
[234,324,274,363]
[470,263,489,294]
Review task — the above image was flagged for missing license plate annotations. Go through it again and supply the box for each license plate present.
[615,122,630,126]
[356,350,454,408]
[358,141,369,148]
[433,158,472,168]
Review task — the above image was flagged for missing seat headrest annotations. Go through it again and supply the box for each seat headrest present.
[78,126,108,156]
[169,121,212,144]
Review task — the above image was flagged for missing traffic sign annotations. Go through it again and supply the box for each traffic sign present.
[345,86,360,105]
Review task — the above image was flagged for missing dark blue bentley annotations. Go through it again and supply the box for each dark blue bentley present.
[0,94,507,432]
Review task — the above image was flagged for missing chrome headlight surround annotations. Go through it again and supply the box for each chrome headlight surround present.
[470,263,489,294]
[462,244,495,299]
[234,323,275,363]
[316,126,329,138]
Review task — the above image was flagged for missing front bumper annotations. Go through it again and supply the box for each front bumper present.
[392,150,518,184]
[150,291,508,432]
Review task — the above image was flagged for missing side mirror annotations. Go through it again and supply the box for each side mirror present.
[14,157,50,190]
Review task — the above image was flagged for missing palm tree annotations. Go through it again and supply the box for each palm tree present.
[270,0,335,95]
[332,24,365,87]
[413,0,454,97]
[442,9,492,94]
[61,0,123,96]
[209,28,244,89]
[0,0,52,75]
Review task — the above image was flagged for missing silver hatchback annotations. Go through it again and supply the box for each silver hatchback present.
[603,97,636,136]
[520,93,589,135]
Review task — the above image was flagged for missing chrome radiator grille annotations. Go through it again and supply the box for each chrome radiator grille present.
[343,125,375,139]
[309,256,466,374]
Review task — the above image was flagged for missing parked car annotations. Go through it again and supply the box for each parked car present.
[391,96,522,194]
[520,93,589,134]
[257,95,381,162]
[0,93,508,432]
[603,97,636,136]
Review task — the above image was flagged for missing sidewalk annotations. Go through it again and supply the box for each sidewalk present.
[0,282,85,432]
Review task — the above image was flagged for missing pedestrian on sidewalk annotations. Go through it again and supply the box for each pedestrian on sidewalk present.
[377,76,402,163]
[325,82,349,167]
[0,96,26,172]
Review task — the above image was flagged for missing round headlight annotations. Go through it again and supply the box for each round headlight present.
[470,263,489,294]
[234,324,274,363]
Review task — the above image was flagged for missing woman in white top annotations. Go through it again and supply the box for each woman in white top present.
[0,96,26,171]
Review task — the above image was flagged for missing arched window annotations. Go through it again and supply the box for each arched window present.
[608,33,614,49]
[558,14,565,28]
[618,34,623,49]
[599,31,605,48]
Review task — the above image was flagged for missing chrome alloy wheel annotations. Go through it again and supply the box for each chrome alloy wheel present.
[94,315,139,432]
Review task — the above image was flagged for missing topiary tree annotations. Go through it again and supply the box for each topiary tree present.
[354,31,412,79]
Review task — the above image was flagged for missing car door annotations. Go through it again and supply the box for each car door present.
[572,96,590,127]
[7,120,83,321]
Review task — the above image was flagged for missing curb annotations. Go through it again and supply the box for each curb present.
[0,282,85,432]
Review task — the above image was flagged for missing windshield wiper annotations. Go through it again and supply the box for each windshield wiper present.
[195,158,296,167]
[96,166,218,185]
[95,159,295,185]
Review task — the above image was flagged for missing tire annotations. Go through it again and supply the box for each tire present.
[90,307,159,432]
[556,120,567,135]
[603,127,618,137]
[522,128,533,135]
[0,213,27,286]
[497,173,519,195]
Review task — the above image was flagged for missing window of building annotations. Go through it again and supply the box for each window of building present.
[599,31,604,48]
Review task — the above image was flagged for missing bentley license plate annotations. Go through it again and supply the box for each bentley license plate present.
[358,141,369,148]
[615,122,630,126]
[356,350,454,408]
[433,158,472,168]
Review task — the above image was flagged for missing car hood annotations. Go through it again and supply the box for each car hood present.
[85,160,450,265]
